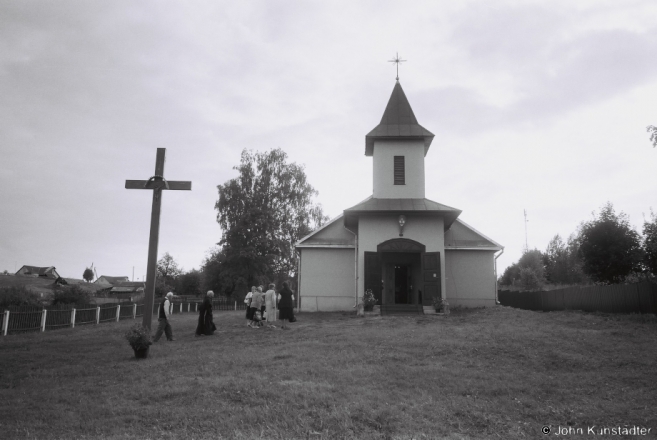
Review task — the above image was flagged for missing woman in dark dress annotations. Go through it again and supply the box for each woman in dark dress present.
[278,281,295,330]
[195,290,217,336]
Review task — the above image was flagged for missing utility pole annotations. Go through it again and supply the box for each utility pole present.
[523,209,529,253]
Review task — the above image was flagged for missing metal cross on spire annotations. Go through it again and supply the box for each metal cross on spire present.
[388,52,406,81]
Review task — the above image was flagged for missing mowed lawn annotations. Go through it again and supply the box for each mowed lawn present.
[1,307,656,440]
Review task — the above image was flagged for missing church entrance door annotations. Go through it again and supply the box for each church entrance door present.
[394,265,411,304]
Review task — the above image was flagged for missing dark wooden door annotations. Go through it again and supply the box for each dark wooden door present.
[422,252,441,306]
[364,252,382,304]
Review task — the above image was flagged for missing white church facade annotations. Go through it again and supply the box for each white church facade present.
[295,81,503,313]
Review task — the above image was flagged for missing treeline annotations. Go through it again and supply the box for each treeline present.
[500,203,657,289]
[156,148,328,300]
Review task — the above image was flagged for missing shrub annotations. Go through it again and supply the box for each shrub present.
[363,289,377,310]
[125,324,152,350]
[0,285,42,309]
[51,285,94,306]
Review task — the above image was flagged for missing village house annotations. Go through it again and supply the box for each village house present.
[296,81,503,313]
[94,275,129,286]
[15,265,60,279]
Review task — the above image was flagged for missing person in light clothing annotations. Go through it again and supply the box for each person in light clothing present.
[264,283,277,327]
[248,286,265,328]
[153,292,175,342]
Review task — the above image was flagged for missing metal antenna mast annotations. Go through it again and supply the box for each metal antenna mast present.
[523,209,529,253]
[388,52,406,80]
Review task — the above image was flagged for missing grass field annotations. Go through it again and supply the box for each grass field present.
[1,307,656,439]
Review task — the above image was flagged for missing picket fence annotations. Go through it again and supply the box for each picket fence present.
[1,299,246,336]
[498,281,657,314]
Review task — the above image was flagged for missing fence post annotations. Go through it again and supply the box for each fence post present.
[41,309,47,332]
[96,307,101,324]
[195,303,198,312]
[2,310,9,336]
[133,303,137,319]
[187,302,190,312]
[235,301,237,311]
[71,308,76,329]
[116,305,121,322]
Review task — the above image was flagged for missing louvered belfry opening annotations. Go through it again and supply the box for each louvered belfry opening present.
[394,156,405,185]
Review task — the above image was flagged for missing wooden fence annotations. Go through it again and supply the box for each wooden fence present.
[498,281,657,314]
[1,298,246,336]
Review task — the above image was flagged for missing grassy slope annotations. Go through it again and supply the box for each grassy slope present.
[0,275,107,296]
[0,307,655,439]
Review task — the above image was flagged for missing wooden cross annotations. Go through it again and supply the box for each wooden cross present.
[125,148,191,330]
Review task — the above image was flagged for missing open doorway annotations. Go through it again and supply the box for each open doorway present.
[394,265,410,304]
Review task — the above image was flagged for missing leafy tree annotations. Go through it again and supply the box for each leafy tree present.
[215,148,328,294]
[157,252,182,284]
[543,233,589,285]
[499,249,546,289]
[647,125,657,148]
[177,269,203,297]
[578,202,644,284]
[643,210,657,275]
[82,268,94,283]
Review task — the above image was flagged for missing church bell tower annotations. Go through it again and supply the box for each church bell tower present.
[365,81,434,199]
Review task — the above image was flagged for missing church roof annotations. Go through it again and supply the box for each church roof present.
[444,218,503,251]
[343,197,461,229]
[365,81,434,156]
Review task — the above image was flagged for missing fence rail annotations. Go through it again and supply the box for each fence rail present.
[499,281,657,314]
[2,298,246,336]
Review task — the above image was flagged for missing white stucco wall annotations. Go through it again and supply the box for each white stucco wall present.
[444,250,496,307]
[298,248,355,312]
[357,214,445,301]
[372,140,425,199]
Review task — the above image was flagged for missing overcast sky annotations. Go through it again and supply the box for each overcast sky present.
[1,0,656,280]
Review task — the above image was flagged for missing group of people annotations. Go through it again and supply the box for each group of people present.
[152,281,295,342]
[244,281,295,330]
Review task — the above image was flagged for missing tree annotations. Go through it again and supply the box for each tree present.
[82,268,94,283]
[177,269,203,297]
[543,233,589,285]
[157,252,182,283]
[643,210,657,275]
[215,148,328,294]
[647,125,657,148]
[499,249,546,289]
[156,252,182,297]
[577,202,644,284]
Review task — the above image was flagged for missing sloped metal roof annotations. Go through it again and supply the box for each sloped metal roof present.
[365,81,434,156]
[343,197,461,229]
[444,218,503,250]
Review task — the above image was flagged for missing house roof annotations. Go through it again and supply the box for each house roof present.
[365,81,434,156]
[95,276,129,285]
[16,265,58,276]
[114,281,145,288]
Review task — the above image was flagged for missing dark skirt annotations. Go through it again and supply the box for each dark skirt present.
[246,307,257,320]
[279,307,294,321]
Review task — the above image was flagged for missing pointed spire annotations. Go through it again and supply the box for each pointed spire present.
[365,81,434,156]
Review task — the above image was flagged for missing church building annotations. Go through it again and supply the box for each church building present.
[295,81,503,313]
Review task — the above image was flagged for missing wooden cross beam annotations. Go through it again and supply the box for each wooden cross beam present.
[126,148,191,330]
